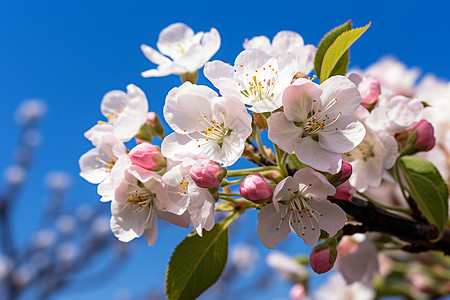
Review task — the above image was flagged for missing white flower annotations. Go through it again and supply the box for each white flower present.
[243,30,316,76]
[141,23,220,77]
[98,84,149,142]
[344,126,398,192]
[336,233,380,285]
[364,56,420,96]
[161,82,252,167]
[365,95,423,134]
[257,168,347,248]
[268,76,365,174]
[266,251,308,282]
[314,273,375,300]
[162,155,216,236]
[110,163,189,246]
[204,48,297,113]
[80,124,127,184]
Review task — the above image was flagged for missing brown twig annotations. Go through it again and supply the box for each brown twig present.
[331,197,450,255]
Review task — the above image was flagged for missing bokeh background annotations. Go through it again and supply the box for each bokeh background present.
[1,0,450,299]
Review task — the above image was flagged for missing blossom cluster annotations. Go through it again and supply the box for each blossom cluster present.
[79,22,448,299]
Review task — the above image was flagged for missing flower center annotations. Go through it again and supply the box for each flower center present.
[188,112,232,148]
[276,185,324,236]
[176,177,189,196]
[94,152,115,173]
[125,185,156,221]
[237,63,279,104]
[344,140,373,161]
[302,98,341,135]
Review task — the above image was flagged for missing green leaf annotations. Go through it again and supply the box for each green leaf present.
[165,213,237,300]
[399,156,449,241]
[319,22,371,83]
[314,20,352,80]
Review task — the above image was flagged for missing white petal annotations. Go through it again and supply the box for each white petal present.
[79,148,113,184]
[100,90,129,120]
[157,210,190,228]
[272,31,304,53]
[257,204,291,249]
[113,84,149,142]
[187,187,215,236]
[273,176,298,211]
[243,36,272,53]
[163,82,217,133]
[294,136,342,174]
[140,44,172,65]
[157,23,194,58]
[291,44,316,75]
[319,116,366,153]
[235,48,273,70]
[97,176,114,202]
[319,75,362,116]
[267,112,303,153]
[293,168,336,198]
[282,79,321,122]
[290,210,321,246]
[308,199,347,237]
[204,60,239,96]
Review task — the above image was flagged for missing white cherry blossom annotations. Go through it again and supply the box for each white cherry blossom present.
[343,126,398,192]
[243,30,316,76]
[161,82,252,167]
[110,163,188,246]
[365,95,423,134]
[97,84,148,142]
[257,168,347,248]
[268,76,365,174]
[79,124,127,184]
[314,272,375,300]
[162,155,216,236]
[204,48,297,113]
[141,23,220,77]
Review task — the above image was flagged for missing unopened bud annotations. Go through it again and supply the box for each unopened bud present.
[189,159,226,188]
[327,160,352,186]
[129,143,166,171]
[310,241,337,274]
[239,173,273,204]
[289,283,306,300]
[397,119,435,155]
[409,119,435,152]
[358,76,381,109]
[332,181,355,201]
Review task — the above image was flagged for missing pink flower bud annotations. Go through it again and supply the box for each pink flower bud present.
[189,159,225,188]
[147,112,157,126]
[289,283,306,300]
[239,173,273,203]
[340,161,352,181]
[129,142,166,171]
[333,181,355,201]
[310,245,336,274]
[358,76,381,107]
[408,119,435,152]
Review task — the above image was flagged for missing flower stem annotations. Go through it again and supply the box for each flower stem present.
[255,127,268,158]
[221,178,244,187]
[219,193,242,197]
[226,166,280,177]
[274,144,288,177]
[393,157,410,203]
[357,191,410,214]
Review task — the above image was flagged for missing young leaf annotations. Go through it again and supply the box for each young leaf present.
[399,156,449,241]
[165,213,237,300]
[314,20,352,80]
[320,22,371,83]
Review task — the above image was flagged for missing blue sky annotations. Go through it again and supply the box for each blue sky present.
[1,1,450,299]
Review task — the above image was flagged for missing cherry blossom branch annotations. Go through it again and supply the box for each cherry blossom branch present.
[330,197,450,255]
